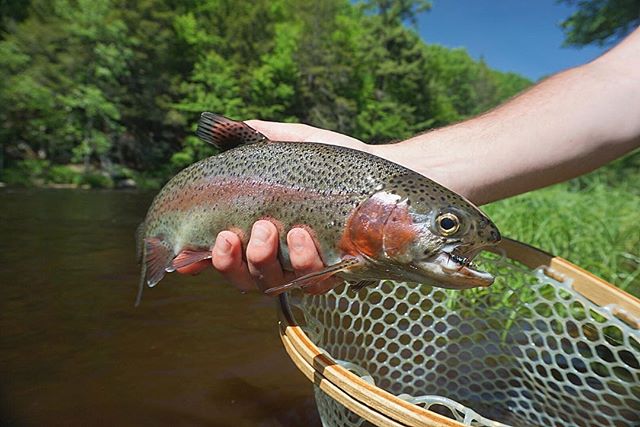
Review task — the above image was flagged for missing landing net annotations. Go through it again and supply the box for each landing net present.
[286,249,640,427]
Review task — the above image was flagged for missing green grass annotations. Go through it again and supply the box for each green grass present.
[482,157,640,297]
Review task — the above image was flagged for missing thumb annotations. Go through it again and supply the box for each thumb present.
[244,120,369,151]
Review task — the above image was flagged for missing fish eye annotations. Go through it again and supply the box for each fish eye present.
[436,213,460,236]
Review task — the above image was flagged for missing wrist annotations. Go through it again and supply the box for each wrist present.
[370,134,482,203]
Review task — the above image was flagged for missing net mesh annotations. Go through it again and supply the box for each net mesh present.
[287,251,640,427]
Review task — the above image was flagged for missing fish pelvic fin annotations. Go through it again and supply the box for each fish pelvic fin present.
[264,258,365,296]
[135,236,173,306]
[196,112,269,151]
[171,249,212,271]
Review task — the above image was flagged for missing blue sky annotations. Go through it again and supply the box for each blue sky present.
[416,0,608,81]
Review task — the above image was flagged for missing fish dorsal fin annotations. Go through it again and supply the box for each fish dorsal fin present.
[196,112,269,151]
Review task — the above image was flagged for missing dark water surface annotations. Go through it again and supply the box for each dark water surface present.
[0,189,320,426]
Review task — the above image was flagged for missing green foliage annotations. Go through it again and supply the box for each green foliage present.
[130,169,171,190]
[0,0,30,35]
[491,71,532,103]
[0,0,532,185]
[110,164,135,180]
[0,159,49,186]
[0,0,188,174]
[566,149,640,192]
[48,165,82,184]
[77,171,114,189]
[560,0,640,46]
[0,161,118,187]
[484,157,640,296]
[361,0,432,26]
[169,135,217,171]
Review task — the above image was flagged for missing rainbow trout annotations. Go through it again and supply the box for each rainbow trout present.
[136,113,500,303]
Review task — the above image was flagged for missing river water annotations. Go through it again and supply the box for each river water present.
[0,188,320,426]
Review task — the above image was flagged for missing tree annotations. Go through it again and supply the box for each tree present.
[0,0,532,186]
[0,0,186,173]
[361,0,431,26]
[559,0,640,46]
[0,0,30,36]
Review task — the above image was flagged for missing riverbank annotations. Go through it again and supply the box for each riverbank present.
[0,160,165,190]
[0,180,139,190]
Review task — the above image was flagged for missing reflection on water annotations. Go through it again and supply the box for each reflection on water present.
[0,189,319,426]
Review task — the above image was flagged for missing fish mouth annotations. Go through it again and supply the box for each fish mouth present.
[414,244,494,289]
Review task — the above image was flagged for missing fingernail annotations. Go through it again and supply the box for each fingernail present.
[290,229,306,251]
[252,223,270,244]
[216,234,231,255]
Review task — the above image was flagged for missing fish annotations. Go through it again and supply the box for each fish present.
[136,113,501,304]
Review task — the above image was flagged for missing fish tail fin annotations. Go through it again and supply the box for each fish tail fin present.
[135,262,146,307]
[135,222,146,307]
[196,112,269,151]
[135,222,146,264]
[135,235,173,307]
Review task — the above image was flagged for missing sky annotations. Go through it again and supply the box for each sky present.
[416,0,608,81]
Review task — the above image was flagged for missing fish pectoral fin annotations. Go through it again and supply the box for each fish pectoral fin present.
[348,280,378,291]
[171,249,212,271]
[196,112,269,151]
[264,258,364,296]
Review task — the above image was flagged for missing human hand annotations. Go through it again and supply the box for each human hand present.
[176,120,371,295]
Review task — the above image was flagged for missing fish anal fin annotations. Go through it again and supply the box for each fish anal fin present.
[144,237,172,287]
[172,249,212,271]
[349,280,377,291]
[196,112,268,151]
[264,258,364,296]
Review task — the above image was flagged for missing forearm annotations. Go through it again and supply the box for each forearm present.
[375,29,640,205]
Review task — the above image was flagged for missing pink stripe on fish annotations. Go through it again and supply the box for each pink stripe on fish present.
[153,177,336,215]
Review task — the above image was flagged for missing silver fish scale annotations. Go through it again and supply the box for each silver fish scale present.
[196,141,406,194]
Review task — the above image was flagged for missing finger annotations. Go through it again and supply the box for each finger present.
[287,228,323,274]
[212,231,254,292]
[244,120,368,150]
[246,220,284,290]
[287,228,342,295]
